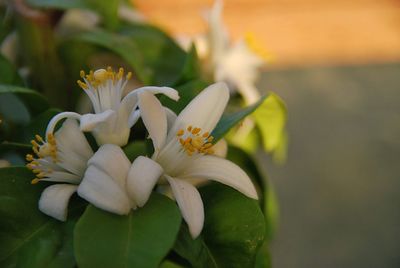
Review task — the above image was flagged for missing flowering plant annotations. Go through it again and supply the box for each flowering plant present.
[0,1,286,267]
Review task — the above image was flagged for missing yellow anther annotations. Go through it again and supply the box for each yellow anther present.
[179,138,185,145]
[192,137,203,149]
[117,68,124,80]
[93,69,108,82]
[192,128,201,135]
[184,137,192,145]
[77,80,88,90]
[187,126,192,132]
[202,132,210,138]
[31,178,40,184]
[80,70,85,78]
[126,72,132,80]
[35,135,44,143]
[176,129,184,136]
[31,140,39,148]
[203,143,213,149]
[26,154,34,161]
[207,136,214,142]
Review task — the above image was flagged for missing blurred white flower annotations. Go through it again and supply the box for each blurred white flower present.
[127,82,258,238]
[179,0,271,105]
[26,119,93,221]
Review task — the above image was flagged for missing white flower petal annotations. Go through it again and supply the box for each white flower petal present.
[168,82,229,141]
[41,171,81,184]
[127,156,163,207]
[54,119,93,175]
[136,86,180,101]
[78,166,132,215]
[165,107,177,131]
[212,138,228,158]
[128,109,141,128]
[138,91,168,151]
[80,110,115,131]
[87,144,130,189]
[38,184,78,221]
[165,175,204,238]
[180,155,258,199]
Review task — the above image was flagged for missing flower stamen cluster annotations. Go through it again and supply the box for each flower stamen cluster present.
[176,126,214,156]
[26,133,58,184]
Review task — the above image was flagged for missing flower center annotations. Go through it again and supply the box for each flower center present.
[76,67,133,113]
[77,67,132,90]
[26,133,57,184]
[245,32,273,61]
[176,126,215,156]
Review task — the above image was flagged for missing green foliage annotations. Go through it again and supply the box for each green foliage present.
[26,0,120,29]
[0,167,82,268]
[174,184,266,268]
[212,96,267,142]
[74,23,188,86]
[0,85,49,116]
[74,194,182,268]
[0,54,23,85]
[253,93,287,155]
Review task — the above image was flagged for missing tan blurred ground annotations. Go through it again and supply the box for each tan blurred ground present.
[133,0,400,68]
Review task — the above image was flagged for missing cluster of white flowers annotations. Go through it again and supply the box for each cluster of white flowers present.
[26,67,258,238]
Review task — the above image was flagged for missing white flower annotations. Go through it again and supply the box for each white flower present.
[180,0,269,105]
[26,119,93,221]
[127,82,258,238]
[76,144,163,215]
[47,67,179,146]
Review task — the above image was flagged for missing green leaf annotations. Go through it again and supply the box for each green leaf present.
[123,140,147,161]
[0,85,49,116]
[174,45,201,84]
[226,146,279,240]
[174,184,266,268]
[75,24,186,86]
[253,93,287,154]
[160,79,208,114]
[74,194,182,268]
[21,108,61,143]
[0,167,82,268]
[0,54,23,85]
[26,0,120,29]
[211,95,267,142]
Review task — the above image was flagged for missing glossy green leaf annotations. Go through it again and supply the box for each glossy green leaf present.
[74,194,182,268]
[0,167,82,268]
[174,184,266,268]
[226,146,279,240]
[253,93,287,153]
[211,95,267,142]
[0,85,49,116]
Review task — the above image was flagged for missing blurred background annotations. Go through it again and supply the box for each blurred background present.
[135,0,400,267]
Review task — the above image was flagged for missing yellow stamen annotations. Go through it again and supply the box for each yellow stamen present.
[192,128,201,135]
[31,178,40,184]
[176,129,184,136]
[77,80,88,90]
[187,126,192,132]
